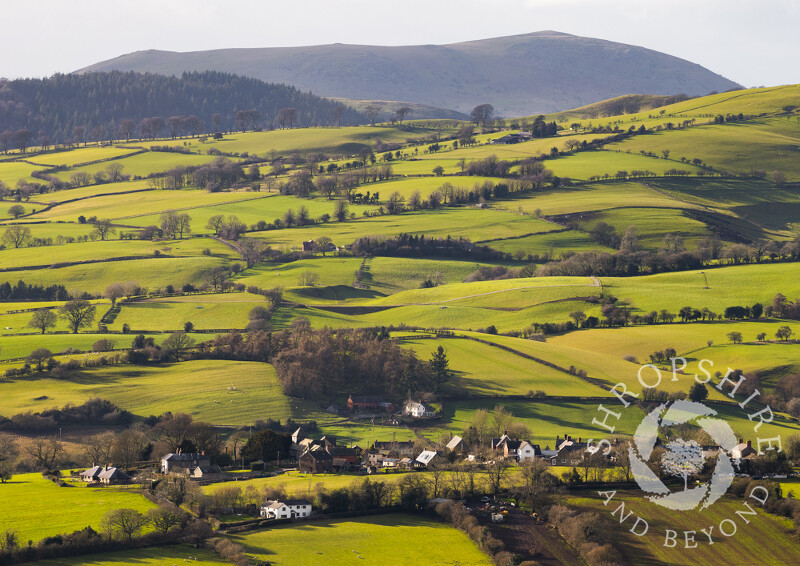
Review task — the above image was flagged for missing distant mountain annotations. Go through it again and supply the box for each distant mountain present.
[78,31,742,118]
[0,71,366,144]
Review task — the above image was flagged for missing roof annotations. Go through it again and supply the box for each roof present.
[446,436,464,450]
[98,467,131,481]
[302,450,333,461]
[262,498,312,509]
[415,450,438,465]
[162,453,209,462]
[196,465,222,474]
[81,465,102,477]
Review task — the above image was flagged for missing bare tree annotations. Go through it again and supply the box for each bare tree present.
[102,508,149,541]
[365,105,381,126]
[84,431,117,466]
[277,107,299,129]
[154,413,194,452]
[27,437,63,470]
[395,107,412,124]
[118,119,136,142]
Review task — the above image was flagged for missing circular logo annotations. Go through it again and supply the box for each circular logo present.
[629,400,738,511]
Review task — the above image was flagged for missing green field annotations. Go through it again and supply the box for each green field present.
[0,472,155,544]
[0,237,237,270]
[609,118,800,180]
[547,150,703,180]
[0,360,290,425]
[110,292,266,331]
[30,188,262,223]
[231,513,492,566]
[399,336,611,397]
[52,150,225,181]
[0,256,228,295]
[30,146,140,168]
[602,263,800,314]
[498,181,690,216]
[29,545,227,566]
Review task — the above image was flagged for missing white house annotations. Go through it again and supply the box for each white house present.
[516,441,541,462]
[259,499,313,519]
[404,401,436,418]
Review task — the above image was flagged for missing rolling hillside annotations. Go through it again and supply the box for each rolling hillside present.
[77,31,741,117]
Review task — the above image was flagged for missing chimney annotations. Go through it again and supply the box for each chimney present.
[503,430,508,437]
[747,440,752,448]
[738,438,743,445]
[568,435,572,442]
[578,438,582,444]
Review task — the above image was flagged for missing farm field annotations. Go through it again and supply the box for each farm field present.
[248,207,559,248]
[0,256,228,295]
[498,180,689,216]
[548,319,796,361]
[601,263,800,314]
[570,206,715,250]
[566,491,800,566]
[482,229,615,256]
[399,336,613,397]
[231,513,492,566]
[126,193,377,233]
[51,150,226,181]
[0,161,40,187]
[0,332,157,361]
[29,188,262,223]
[608,118,800,180]
[546,149,703,180]
[28,146,140,168]
[28,545,228,566]
[109,292,267,331]
[0,360,292,425]
[364,174,507,200]
[0,472,155,544]
[0,237,237,270]
[35,179,156,204]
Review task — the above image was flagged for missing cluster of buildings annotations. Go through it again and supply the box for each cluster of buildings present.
[160,450,224,480]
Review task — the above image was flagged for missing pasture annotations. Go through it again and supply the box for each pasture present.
[29,546,227,565]
[231,513,492,566]
[546,150,703,180]
[109,292,266,331]
[246,207,559,249]
[602,262,800,314]
[0,472,155,544]
[51,150,225,181]
[29,146,139,168]
[608,118,800,181]
[0,360,290,425]
[399,336,612,397]
[0,256,228,295]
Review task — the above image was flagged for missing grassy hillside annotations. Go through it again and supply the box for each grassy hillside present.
[231,513,492,566]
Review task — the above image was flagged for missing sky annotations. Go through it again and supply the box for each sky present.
[1,0,797,88]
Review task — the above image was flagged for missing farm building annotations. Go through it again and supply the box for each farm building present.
[415,450,441,468]
[161,451,210,474]
[191,465,224,480]
[299,450,333,474]
[81,465,131,484]
[259,499,313,519]
[446,435,468,453]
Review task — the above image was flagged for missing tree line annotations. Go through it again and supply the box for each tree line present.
[0,71,366,146]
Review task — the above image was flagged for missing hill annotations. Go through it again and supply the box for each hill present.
[77,31,741,118]
[0,71,366,144]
